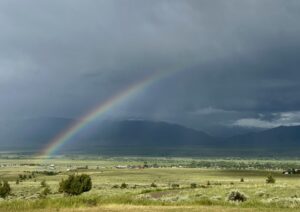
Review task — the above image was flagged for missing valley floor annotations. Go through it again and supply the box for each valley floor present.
[1,155,300,211]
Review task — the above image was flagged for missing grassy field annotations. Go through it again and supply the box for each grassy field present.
[0,155,300,211]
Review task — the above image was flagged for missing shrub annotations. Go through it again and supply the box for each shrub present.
[19,174,26,181]
[120,183,128,189]
[171,183,180,189]
[41,180,47,187]
[59,174,92,195]
[207,181,211,186]
[150,182,157,188]
[266,175,276,184]
[16,179,19,185]
[41,186,51,196]
[0,181,11,198]
[240,178,244,182]
[112,184,119,189]
[227,190,247,202]
[41,171,59,176]
[191,183,197,188]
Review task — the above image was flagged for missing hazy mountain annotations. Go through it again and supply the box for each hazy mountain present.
[0,117,300,155]
[85,120,217,146]
[0,118,217,150]
[226,125,300,148]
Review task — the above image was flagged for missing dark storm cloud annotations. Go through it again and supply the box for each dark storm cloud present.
[1,0,300,132]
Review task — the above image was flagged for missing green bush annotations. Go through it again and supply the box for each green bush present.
[191,183,197,188]
[150,182,157,188]
[41,186,51,197]
[120,183,128,189]
[227,190,247,202]
[0,181,11,198]
[266,174,275,184]
[171,183,179,189]
[41,180,47,188]
[58,174,92,195]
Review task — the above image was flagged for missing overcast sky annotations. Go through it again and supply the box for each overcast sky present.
[1,0,300,134]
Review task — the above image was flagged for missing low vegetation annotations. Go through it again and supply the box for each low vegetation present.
[266,174,276,184]
[59,174,92,195]
[227,190,247,202]
[0,181,11,198]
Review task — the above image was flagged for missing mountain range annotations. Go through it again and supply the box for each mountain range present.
[0,117,299,156]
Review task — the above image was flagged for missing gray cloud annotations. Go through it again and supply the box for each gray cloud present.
[233,111,300,128]
[0,0,300,134]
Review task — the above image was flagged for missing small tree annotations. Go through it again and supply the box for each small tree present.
[0,181,11,198]
[266,175,275,184]
[59,174,92,195]
[240,178,244,182]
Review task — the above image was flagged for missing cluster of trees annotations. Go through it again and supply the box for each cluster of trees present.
[33,171,60,176]
[19,174,35,180]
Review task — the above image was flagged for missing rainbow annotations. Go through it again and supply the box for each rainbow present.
[39,67,181,158]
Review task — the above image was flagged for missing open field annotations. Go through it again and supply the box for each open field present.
[1,155,300,211]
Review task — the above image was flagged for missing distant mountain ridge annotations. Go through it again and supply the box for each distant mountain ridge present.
[226,125,300,148]
[0,117,300,155]
[85,120,217,146]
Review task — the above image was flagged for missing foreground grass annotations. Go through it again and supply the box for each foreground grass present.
[1,192,300,212]
[3,204,300,212]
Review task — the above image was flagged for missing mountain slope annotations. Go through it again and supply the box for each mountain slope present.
[86,120,217,146]
[226,125,300,148]
[0,118,217,150]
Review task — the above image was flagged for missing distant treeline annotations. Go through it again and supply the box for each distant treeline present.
[186,160,300,170]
